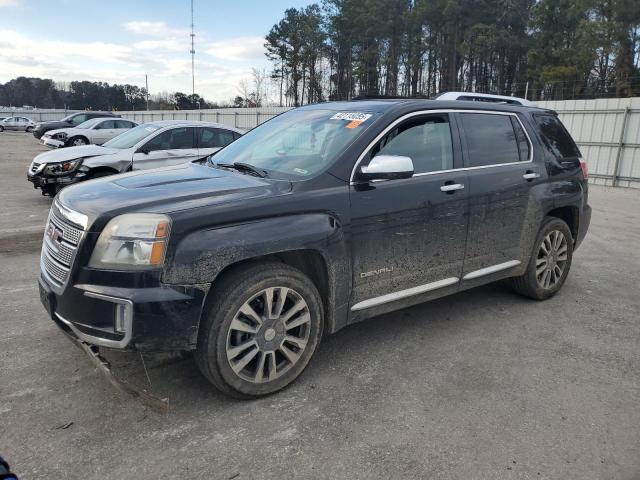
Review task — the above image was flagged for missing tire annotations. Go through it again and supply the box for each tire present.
[195,261,324,398]
[68,136,88,146]
[0,126,4,132]
[510,216,574,300]
[26,126,34,133]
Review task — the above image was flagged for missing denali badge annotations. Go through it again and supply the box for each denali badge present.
[360,267,394,278]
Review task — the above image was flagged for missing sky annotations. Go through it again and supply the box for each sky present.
[0,0,314,102]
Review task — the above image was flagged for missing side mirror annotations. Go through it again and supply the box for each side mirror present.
[357,155,414,181]
[137,147,150,155]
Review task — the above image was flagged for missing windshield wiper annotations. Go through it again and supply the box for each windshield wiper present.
[217,162,268,178]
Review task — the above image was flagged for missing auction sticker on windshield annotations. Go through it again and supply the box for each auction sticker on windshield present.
[330,112,372,122]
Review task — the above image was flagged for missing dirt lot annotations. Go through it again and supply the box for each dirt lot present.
[1,131,639,479]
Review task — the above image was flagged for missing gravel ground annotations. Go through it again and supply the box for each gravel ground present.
[1,131,639,480]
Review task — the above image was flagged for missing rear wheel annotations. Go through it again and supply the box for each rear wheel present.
[26,126,34,133]
[196,261,323,398]
[510,217,574,300]
[0,125,4,132]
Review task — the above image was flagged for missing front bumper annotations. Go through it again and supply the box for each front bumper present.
[41,136,65,148]
[27,170,85,193]
[39,273,209,351]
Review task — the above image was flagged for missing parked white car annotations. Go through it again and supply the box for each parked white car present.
[27,120,243,195]
[0,116,37,132]
[40,117,139,148]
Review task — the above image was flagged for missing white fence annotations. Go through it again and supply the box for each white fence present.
[3,98,639,188]
[118,106,291,132]
[537,98,640,188]
[0,108,82,122]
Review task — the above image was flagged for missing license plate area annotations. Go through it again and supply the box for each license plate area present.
[39,280,56,317]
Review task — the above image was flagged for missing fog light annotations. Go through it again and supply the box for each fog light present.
[114,304,127,333]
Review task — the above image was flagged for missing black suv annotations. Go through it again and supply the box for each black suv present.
[37,100,591,398]
[32,111,120,139]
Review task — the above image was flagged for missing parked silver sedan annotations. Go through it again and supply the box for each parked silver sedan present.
[41,118,139,148]
[0,116,37,132]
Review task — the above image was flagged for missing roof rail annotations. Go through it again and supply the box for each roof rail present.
[434,91,534,107]
[351,94,429,100]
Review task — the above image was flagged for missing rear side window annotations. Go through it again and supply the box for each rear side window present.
[459,113,520,167]
[115,120,134,128]
[533,114,581,159]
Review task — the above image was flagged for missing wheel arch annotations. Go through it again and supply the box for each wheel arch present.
[86,166,120,177]
[163,213,351,335]
[209,249,333,333]
[546,205,579,242]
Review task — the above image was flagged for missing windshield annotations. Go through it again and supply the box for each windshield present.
[103,124,161,149]
[75,118,103,129]
[211,109,378,179]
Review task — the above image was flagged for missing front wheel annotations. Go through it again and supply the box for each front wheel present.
[510,217,574,300]
[196,261,324,398]
[68,136,88,146]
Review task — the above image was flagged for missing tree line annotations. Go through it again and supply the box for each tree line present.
[0,77,218,111]
[265,0,640,106]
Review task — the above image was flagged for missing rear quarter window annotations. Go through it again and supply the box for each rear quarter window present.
[533,114,581,159]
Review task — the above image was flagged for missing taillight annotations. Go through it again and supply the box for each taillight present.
[579,159,588,179]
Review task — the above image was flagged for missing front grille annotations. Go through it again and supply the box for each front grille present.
[41,204,86,289]
[42,249,70,285]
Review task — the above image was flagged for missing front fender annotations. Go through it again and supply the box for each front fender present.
[163,213,351,332]
[82,153,132,173]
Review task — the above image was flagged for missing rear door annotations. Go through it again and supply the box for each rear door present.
[456,111,541,285]
[349,112,469,314]
[17,117,30,131]
[131,126,198,170]
[197,127,237,158]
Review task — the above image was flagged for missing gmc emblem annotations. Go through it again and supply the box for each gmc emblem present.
[47,224,63,243]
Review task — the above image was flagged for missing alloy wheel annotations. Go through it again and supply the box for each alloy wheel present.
[72,138,87,146]
[226,286,311,383]
[536,230,568,289]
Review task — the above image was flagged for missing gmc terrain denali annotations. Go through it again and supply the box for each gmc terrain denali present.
[38,99,591,398]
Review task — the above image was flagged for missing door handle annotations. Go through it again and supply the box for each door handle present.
[523,172,540,181]
[440,183,465,193]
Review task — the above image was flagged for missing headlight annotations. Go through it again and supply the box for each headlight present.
[43,158,82,176]
[89,214,171,270]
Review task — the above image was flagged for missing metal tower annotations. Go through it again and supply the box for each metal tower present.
[190,0,195,105]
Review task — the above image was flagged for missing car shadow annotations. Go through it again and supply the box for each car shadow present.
[99,280,530,411]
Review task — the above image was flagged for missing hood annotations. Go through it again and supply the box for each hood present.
[33,145,122,164]
[45,127,78,137]
[58,162,292,229]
